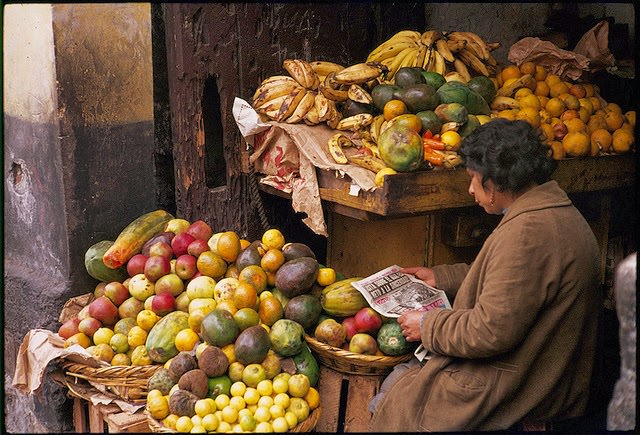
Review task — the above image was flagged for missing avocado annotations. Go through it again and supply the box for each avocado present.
[284,294,323,330]
[416,110,443,134]
[394,66,426,87]
[234,325,271,365]
[275,257,320,298]
[371,84,402,112]
[235,240,262,272]
[282,242,316,262]
[395,83,440,113]
[340,99,375,117]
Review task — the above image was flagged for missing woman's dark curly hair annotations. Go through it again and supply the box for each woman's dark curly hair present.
[459,119,557,193]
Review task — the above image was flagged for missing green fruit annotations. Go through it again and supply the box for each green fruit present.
[377,320,414,356]
[200,308,239,347]
[395,83,440,114]
[84,240,129,283]
[394,66,426,87]
[371,84,402,112]
[378,125,424,172]
[234,325,271,365]
[467,75,497,106]
[420,71,446,90]
[284,294,323,330]
[435,102,469,124]
[292,344,319,387]
[458,114,481,138]
[274,257,320,298]
[145,311,190,363]
[207,375,231,399]
[416,110,443,135]
[269,319,305,357]
[320,278,367,317]
[436,81,490,115]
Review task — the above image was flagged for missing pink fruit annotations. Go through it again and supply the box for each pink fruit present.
[171,232,196,257]
[349,333,378,355]
[186,220,213,241]
[175,254,198,280]
[94,282,107,298]
[88,296,119,326]
[314,318,346,348]
[118,297,144,319]
[77,305,91,321]
[148,241,174,259]
[354,307,382,334]
[187,239,210,258]
[103,281,130,306]
[127,254,148,277]
[142,232,175,256]
[342,316,359,341]
[78,317,102,337]
[58,318,81,339]
[151,292,175,316]
[144,255,171,282]
[154,273,185,297]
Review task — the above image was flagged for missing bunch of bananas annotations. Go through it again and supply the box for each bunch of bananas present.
[367,29,499,82]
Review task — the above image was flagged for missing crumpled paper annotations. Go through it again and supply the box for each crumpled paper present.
[508,20,615,81]
[233,97,377,236]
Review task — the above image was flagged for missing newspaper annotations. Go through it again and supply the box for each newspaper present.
[351,265,451,361]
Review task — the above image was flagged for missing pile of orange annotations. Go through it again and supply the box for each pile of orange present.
[492,61,635,159]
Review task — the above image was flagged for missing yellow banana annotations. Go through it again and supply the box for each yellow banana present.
[275,88,307,122]
[252,81,301,109]
[283,59,320,89]
[326,103,343,129]
[453,58,472,83]
[423,46,436,72]
[367,38,419,63]
[420,30,442,48]
[303,105,320,125]
[369,114,385,144]
[433,50,447,76]
[327,133,351,164]
[252,76,298,101]
[347,154,388,173]
[446,38,467,53]
[383,46,417,80]
[255,93,290,113]
[457,48,490,76]
[490,96,520,111]
[319,72,350,102]
[333,62,387,85]
[360,137,381,160]
[414,45,427,69]
[286,90,317,124]
[336,113,374,131]
[347,84,373,105]
[495,73,533,97]
[310,60,345,78]
[459,31,491,60]
[314,91,331,121]
[435,38,455,63]
[367,30,421,60]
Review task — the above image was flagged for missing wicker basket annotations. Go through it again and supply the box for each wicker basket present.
[304,335,413,376]
[145,407,321,433]
[62,360,163,403]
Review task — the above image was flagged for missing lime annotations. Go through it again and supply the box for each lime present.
[208,375,232,399]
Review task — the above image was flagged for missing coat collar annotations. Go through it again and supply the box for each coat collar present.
[496,181,572,228]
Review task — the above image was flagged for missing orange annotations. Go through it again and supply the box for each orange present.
[440,130,462,151]
[590,128,612,154]
[611,129,633,154]
[303,387,320,410]
[549,81,569,98]
[583,83,595,98]
[604,102,622,114]
[587,114,608,134]
[197,250,228,279]
[238,265,268,294]
[240,239,251,250]
[562,131,590,157]
[548,140,565,160]
[64,332,92,349]
[216,299,238,316]
[316,267,337,286]
[560,109,579,122]
[514,87,533,99]
[604,111,625,132]
[261,228,285,250]
[539,123,555,142]
[568,84,587,99]
[545,74,562,88]
[225,263,240,279]
[564,118,586,133]
[500,65,522,83]
[516,107,541,128]
[383,99,408,121]
[624,110,636,127]
[258,296,283,327]
[561,94,580,111]
[266,271,277,287]
[260,248,285,273]
[233,281,258,309]
[545,97,565,118]
[589,96,602,111]
[175,328,200,352]
[518,94,541,111]
[391,113,422,133]
[519,61,536,75]
[217,231,242,263]
[534,65,548,81]
[534,80,550,97]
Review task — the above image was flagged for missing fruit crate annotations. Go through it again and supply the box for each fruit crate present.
[72,398,149,433]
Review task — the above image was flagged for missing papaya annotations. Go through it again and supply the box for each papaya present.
[434,103,468,124]
[200,308,239,347]
[269,319,305,357]
[376,320,414,356]
[436,81,490,115]
[275,257,319,298]
[284,294,323,330]
[145,311,190,363]
[84,240,128,282]
[320,278,368,317]
[378,125,424,172]
[292,344,319,387]
[467,76,497,106]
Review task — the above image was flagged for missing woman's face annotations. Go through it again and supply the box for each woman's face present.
[467,168,500,214]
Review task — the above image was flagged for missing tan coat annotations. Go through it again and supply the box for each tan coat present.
[370,181,601,431]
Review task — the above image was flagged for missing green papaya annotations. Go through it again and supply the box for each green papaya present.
[434,103,468,124]
[378,125,424,173]
[377,320,414,356]
[145,311,190,363]
[467,76,497,106]
[84,240,129,282]
[436,81,490,115]
[292,344,319,386]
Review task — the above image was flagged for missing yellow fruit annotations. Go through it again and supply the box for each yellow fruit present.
[563,118,586,133]
[562,131,590,157]
[243,387,260,406]
[215,394,231,410]
[286,397,310,423]
[538,123,554,143]
[496,109,517,121]
[500,65,522,83]
[147,395,170,420]
[518,94,541,111]
[111,353,131,366]
[201,413,219,432]
[254,406,271,423]
[374,167,397,188]
[217,421,232,433]
[534,65,548,82]
[238,265,268,294]
[232,282,258,310]
[64,332,92,349]
[272,373,291,394]
[162,414,179,430]
[175,328,200,352]
[229,395,246,411]
[392,113,423,133]
[91,343,115,363]
[284,411,298,429]
[611,129,633,154]
[261,228,286,250]
[476,115,491,125]
[304,387,320,410]
[217,231,242,263]
[221,405,239,424]
[221,343,236,365]
[109,332,130,354]
[578,98,594,115]
[175,415,194,433]
[137,309,159,331]
[590,128,612,155]
[440,130,462,151]
[516,106,541,128]
[258,296,283,327]
[545,97,565,118]
[533,80,550,97]
[287,374,310,398]
[196,251,227,279]
[549,81,569,98]
[260,248,285,274]
[383,99,408,121]
[604,102,622,114]
[270,404,286,419]
[239,413,257,432]
[186,275,216,300]
[548,140,565,160]
[188,297,217,315]
[605,110,625,132]
[258,395,274,409]
[544,73,562,88]
[316,267,337,286]
[130,345,152,365]
[514,87,533,99]
[127,325,148,348]
[93,327,115,346]
[230,381,247,397]
[624,110,636,127]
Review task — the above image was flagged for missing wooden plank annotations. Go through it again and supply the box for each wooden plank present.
[104,410,150,433]
[87,403,105,433]
[73,398,88,434]
[343,375,382,432]
[316,366,343,432]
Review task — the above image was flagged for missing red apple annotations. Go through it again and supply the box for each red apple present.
[175,254,198,280]
[154,273,185,297]
[349,333,378,355]
[88,296,119,326]
[103,281,130,306]
[186,220,213,241]
[187,239,210,258]
[118,297,144,319]
[148,241,174,259]
[127,254,148,277]
[314,318,346,348]
[354,307,382,334]
[58,318,81,339]
[171,232,196,257]
[144,255,171,282]
[142,232,175,256]
[151,292,175,316]
[78,317,102,337]
[342,316,359,341]
[94,282,107,298]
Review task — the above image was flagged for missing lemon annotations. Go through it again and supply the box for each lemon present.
[243,387,260,406]
[287,373,310,398]
[127,325,148,348]
[194,398,216,417]
[93,327,114,346]
[175,415,193,433]
[174,328,200,352]
[137,309,159,331]
[273,392,290,409]
[216,421,232,433]
[201,413,219,431]
[272,416,289,432]
[269,404,285,419]
[374,167,397,188]
[230,381,247,397]
[229,395,246,411]
[239,413,257,432]
[214,394,230,410]
[221,405,238,424]
[256,379,273,397]
[261,229,285,250]
[253,406,271,423]
[109,333,130,354]
[257,395,274,409]
[284,411,298,429]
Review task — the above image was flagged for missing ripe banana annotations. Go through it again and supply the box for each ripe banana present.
[415,45,427,70]
[310,60,345,79]
[336,113,374,132]
[367,38,419,63]
[435,38,455,63]
[286,90,317,124]
[303,106,320,125]
[457,48,490,76]
[490,96,520,111]
[369,114,385,144]
[275,88,307,122]
[252,81,301,109]
[458,31,491,60]
[319,72,349,102]
[252,76,299,101]
[453,58,472,83]
[367,30,421,61]
[283,59,320,90]
[333,62,387,85]
[255,93,290,113]
[383,46,417,80]
[420,30,442,48]
[423,46,435,72]
[326,103,343,129]
[433,50,447,76]
[347,84,373,105]
[446,38,467,53]
[496,73,533,97]
[314,92,332,121]
[347,154,388,173]
[327,133,352,164]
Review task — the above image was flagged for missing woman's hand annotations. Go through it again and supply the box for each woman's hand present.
[400,266,436,287]
[398,310,424,342]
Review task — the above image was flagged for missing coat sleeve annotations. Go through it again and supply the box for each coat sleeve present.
[420,218,551,358]
[431,262,471,298]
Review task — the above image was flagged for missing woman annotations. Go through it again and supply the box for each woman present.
[369,119,601,431]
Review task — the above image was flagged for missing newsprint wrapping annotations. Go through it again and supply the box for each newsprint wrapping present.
[352,265,452,361]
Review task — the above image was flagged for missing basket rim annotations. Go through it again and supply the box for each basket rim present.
[304,334,413,363]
